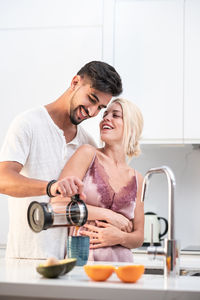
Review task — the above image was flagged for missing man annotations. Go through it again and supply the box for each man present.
[0,61,122,259]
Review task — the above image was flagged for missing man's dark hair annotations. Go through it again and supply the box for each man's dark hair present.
[77,61,122,96]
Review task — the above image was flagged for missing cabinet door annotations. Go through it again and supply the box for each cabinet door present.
[0,0,103,146]
[0,27,102,140]
[184,0,200,143]
[114,0,184,143]
[0,0,103,28]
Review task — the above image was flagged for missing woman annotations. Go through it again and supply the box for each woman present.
[51,98,144,262]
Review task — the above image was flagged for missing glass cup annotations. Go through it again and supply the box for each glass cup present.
[67,236,90,266]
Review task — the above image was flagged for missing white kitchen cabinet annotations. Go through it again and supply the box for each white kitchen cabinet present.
[0,0,103,28]
[0,27,102,141]
[184,0,200,143]
[114,0,184,143]
[0,0,103,144]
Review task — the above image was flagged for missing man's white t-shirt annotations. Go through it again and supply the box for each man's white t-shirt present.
[0,106,96,259]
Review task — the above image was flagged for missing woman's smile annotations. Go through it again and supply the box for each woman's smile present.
[101,122,114,131]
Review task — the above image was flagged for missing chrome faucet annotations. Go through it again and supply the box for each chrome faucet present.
[141,166,179,278]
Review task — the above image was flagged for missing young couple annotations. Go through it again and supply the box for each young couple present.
[0,61,144,261]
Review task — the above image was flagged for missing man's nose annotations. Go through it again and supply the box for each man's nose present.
[88,106,99,117]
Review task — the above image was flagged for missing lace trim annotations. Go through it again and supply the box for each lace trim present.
[88,156,137,211]
[89,157,112,208]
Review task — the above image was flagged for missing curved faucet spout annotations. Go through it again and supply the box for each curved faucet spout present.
[141,165,179,278]
[141,166,176,241]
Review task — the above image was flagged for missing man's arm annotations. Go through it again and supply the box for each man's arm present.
[0,161,84,198]
[0,115,50,197]
[0,114,87,198]
[0,161,47,197]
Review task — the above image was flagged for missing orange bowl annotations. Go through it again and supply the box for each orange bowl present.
[115,265,145,283]
[84,265,115,281]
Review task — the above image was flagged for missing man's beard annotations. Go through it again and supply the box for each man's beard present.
[70,107,83,125]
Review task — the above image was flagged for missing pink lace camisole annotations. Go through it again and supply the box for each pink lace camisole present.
[71,154,137,262]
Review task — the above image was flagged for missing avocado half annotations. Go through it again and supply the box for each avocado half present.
[36,258,77,278]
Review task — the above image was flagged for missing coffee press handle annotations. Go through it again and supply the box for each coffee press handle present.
[66,194,88,226]
[158,217,168,240]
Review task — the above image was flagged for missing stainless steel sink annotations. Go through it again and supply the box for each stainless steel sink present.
[144,268,200,276]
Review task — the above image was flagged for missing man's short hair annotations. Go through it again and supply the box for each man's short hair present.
[77,61,122,96]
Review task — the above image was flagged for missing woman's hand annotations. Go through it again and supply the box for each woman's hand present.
[50,176,86,200]
[80,221,123,249]
[105,210,133,233]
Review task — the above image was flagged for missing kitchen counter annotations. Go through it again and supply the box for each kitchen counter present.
[0,253,200,300]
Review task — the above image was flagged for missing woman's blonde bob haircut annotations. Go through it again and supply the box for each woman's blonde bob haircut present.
[111,98,144,158]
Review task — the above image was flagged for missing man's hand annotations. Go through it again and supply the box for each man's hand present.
[50,176,86,200]
[106,210,133,233]
[81,221,123,248]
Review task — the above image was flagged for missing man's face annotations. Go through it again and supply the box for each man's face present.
[69,76,112,125]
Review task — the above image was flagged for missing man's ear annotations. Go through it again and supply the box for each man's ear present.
[70,75,82,90]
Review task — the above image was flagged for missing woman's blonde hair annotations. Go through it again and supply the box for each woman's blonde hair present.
[111,98,144,158]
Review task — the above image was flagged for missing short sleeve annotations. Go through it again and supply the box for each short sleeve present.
[0,115,31,166]
[78,126,97,147]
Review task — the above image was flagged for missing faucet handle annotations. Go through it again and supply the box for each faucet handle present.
[147,223,156,260]
[147,245,165,261]
[150,223,154,246]
[148,223,165,261]
[147,246,157,260]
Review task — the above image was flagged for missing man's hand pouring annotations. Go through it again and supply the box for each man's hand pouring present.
[49,176,86,202]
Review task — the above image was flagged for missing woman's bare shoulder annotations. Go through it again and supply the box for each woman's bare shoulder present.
[129,168,143,182]
[75,144,97,158]
[135,170,143,181]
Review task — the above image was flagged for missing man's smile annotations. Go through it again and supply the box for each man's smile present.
[78,106,89,120]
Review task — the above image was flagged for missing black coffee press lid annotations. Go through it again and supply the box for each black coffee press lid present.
[27,201,53,232]
[71,194,80,201]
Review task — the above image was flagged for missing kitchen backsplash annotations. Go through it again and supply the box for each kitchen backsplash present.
[130,144,200,249]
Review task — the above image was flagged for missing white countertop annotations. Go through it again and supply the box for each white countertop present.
[0,253,200,300]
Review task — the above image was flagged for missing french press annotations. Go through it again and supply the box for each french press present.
[27,194,88,233]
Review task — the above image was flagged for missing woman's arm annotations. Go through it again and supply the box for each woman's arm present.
[81,171,144,249]
[86,205,133,232]
[119,171,144,248]
[50,145,132,232]
[50,144,95,199]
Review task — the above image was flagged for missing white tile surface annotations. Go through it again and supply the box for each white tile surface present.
[0,253,200,300]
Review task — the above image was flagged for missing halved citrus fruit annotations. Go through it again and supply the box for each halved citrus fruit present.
[84,265,115,281]
[115,265,145,283]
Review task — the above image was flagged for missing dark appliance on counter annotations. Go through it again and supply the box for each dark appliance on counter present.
[27,194,88,232]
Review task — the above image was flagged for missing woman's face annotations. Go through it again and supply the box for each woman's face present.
[99,102,124,144]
